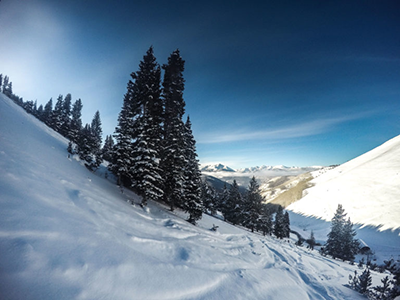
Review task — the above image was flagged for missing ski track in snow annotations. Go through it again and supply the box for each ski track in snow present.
[0,94,393,299]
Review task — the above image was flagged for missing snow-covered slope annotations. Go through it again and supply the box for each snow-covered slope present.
[0,94,387,299]
[288,135,400,231]
[201,163,236,172]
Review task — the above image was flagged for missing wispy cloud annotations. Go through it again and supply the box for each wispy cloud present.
[198,112,370,144]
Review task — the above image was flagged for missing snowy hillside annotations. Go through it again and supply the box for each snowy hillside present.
[288,135,400,232]
[201,163,236,172]
[0,94,393,299]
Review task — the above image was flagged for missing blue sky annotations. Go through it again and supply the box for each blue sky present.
[1,0,399,169]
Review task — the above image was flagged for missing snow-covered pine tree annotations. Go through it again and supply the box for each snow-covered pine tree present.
[90,110,103,170]
[161,49,186,211]
[283,211,291,238]
[128,47,164,206]
[218,183,230,218]
[43,98,53,127]
[371,276,392,300]
[77,124,94,169]
[356,267,372,295]
[243,176,263,232]
[201,181,218,216]
[342,217,360,261]
[130,114,164,206]
[112,87,135,186]
[59,93,72,138]
[102,135,114,163]
[274,205,285,239]
[224,180,244,225]
[52,95,64,132]
[257,204,273,236]
[70,98,83,146]
[181,116,202,224]
[37,104,44,121]
[2,75,8,94]
[325,204,359,260]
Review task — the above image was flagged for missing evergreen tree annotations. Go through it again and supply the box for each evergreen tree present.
[90,110,103,169]
[356,268,372,295]
[102,135,114,162]
[181,116,202,224]
[243,177,263,232]
[342,217,360,261]
[112,89,134,186]
[2,75,8,94]
[325,204,359,261]
[161,49,186,211]
[218,183,230,218]
[283,211,291,238]
[201,181,218,216]
[224,180,243,225]
[52,95,64,132]
[258,204,273,236]
[77,124,94,169]
[60,93,72,137]
[274,205,285,239]
[371,276,392,300]
[70,99,83,144]
[0,74,3,90]
[112,46,163,200]
[37,104,44,121]
[43,98,53,127]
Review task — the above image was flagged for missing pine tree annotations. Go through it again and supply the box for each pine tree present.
[52,95,64,132]
[161,49,186,211]
[283,211,291,238]
[218,183,230,218]
[70,99,83,144]
[243,177,263,232]
[90,110,103,169]
[274,205,285,239]
[224,180,243,225]
[2,75,8,93]
[112,46,163,200]
[78,124,94,169]
[60,93,72,137]
[181,116,202,224]
[112,89,135,186]
[258,204,273,236]
[131,116,164,206]
[356,268,372,295]
[102,135,114,162]
[201,181,218,216]
[371,276,392,300]
[37,104,44,121]
[0,74,3,90]
[43,98,53,127]
[325,204,359,260]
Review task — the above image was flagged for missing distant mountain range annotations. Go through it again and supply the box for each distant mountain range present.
[201,163,322,174]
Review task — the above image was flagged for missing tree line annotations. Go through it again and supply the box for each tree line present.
[0,48,291,232]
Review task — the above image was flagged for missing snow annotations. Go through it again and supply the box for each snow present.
[288,134,400,232]
[0,94,392,299]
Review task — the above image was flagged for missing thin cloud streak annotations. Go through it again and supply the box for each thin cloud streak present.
[198,113,370,144]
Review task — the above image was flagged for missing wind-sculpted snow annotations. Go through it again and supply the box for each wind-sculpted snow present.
[0,94,373,299]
